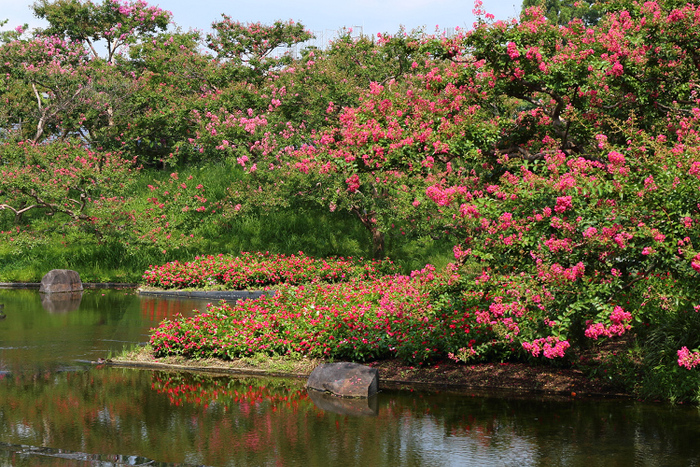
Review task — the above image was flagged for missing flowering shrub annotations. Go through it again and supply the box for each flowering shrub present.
[0,140,137,228]
[149,266,493,364]
[142,251,399,289]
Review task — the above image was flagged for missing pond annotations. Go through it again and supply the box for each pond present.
[0,288,699,466]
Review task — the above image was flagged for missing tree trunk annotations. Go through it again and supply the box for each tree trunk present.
[351,207,386,259]
[371,227,385,259]
[14,201,26,224]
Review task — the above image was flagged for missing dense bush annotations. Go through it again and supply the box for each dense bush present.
[149,265,495,365]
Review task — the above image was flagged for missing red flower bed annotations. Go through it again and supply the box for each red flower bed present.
[149,265,491,365]
[142,251,399,289]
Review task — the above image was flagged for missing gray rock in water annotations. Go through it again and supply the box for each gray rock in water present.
[39,269,83,294]
[306,362,379,398]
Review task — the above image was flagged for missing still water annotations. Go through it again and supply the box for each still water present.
[0,288,699,466]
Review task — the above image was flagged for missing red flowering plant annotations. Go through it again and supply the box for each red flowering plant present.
[142,251,399,289]
[148,264,491,365]
[0,140,137,235]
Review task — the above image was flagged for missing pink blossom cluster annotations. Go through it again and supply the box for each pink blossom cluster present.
[692,253,700,273]
[677,346,700,370]
[522,336,570,359]
[584,306,633,339]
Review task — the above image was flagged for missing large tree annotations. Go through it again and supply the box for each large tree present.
[32,0,171,63]
[0,36,96,142]
[206,17,313,82]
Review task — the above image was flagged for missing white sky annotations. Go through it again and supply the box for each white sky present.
[1,0,521,41]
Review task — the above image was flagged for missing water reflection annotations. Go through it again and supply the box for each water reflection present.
[0,368,697,466]
[40,291,83,313]
[0,289,205,372]
[139,295,211,323]
[308,389,379,416]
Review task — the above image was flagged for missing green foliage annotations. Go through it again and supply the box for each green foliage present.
[206,17,313,81]
[0,140,137,228]
[33,0,171,62]
[521,0,603,25]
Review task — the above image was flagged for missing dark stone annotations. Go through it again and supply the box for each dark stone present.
[39,269,83,294]
[41,291,83,313]
[308,388,378,416]
[306,362,379,398]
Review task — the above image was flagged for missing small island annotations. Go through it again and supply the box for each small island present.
[113,252,634,400]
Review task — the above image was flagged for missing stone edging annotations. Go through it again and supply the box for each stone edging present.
[136,288,276,302]
[108,359,306,379]
[107,359,627,399]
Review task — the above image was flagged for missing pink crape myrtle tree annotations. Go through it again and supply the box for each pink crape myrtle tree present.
[405,0,700,399]
[206,17,314,82]
[32,0,172,64]
[226,1,700,394]
[213,31,480,259]
[0,140,137,233]
[0,36,95,142]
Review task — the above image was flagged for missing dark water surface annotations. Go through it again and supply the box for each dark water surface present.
[0,289,699,466]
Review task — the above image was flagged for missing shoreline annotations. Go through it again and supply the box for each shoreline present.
[2,283,634,400]
[110,347,631,401]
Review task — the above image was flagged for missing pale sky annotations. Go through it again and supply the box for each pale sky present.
[1,0,521,42]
